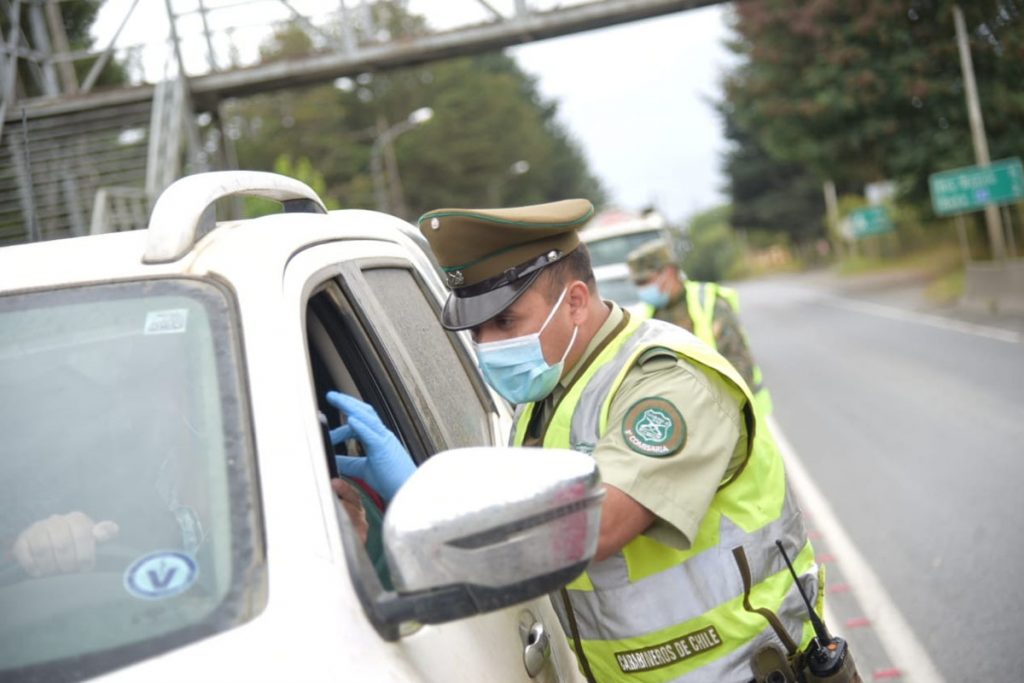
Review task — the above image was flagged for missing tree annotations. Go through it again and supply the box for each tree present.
[227,4,605,220]
[682,205,743,281]
[393,53,605,216]
[722,0,1024,203]
[719,104,826,244]
[1,0,128,97]
[243,154,341,217]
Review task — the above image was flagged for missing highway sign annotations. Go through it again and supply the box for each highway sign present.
[929,158,1024,216]
[842,205,893,240]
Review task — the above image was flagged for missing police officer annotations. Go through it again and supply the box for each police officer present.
[414,199,818,682]
[627,238,773,418]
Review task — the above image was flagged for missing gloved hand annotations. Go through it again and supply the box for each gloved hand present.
[326,391,416,502]
[13,512,120,577]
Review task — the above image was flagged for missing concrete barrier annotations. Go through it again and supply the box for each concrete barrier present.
[963,259,1024,314]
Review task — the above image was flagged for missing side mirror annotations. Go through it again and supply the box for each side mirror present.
[343,447,603,639]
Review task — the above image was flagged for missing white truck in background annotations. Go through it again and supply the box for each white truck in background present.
[578,208,673,306]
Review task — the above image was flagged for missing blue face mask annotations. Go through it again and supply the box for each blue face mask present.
[637,282,669,308]
[474,287,579,405]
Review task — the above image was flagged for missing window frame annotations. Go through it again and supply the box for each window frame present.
[338,256,499,455]
[306,279,431,462]
[296,254,502,640]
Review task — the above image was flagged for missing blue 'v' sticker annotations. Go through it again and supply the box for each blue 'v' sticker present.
[123,551,198,600]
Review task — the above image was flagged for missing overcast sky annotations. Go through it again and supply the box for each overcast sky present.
[93,1,736,223]
[511,6,737,222]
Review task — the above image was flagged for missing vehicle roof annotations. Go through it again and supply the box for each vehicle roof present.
[593,262,631,280]
[579,209,666,243]
[0,209,433,294]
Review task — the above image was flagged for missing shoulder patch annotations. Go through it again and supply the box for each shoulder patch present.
[621,397,687,457]
[637,346,678,373]
[637,346,676,364]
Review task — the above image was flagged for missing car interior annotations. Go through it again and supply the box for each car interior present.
[305,283,426,476]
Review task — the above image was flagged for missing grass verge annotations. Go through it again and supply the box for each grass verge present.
[924,270,965,305]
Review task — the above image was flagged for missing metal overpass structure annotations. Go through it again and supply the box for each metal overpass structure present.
[0,0,721,245]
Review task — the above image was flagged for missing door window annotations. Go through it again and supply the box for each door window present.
[300,259,498,637]
[358,265,494,451]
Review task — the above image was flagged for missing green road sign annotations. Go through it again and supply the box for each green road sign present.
[929,158,1024,217]
[843,205,893,240]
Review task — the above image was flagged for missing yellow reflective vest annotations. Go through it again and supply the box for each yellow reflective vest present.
[636,280,773,419]
[513,315,818,682]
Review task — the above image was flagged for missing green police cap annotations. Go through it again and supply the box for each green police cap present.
[419,199,594,330]
[627,239,675,283]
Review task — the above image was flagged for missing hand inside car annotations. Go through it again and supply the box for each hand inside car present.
[331,478,369,545]
[12,512,120,577]
[326,391,416,502]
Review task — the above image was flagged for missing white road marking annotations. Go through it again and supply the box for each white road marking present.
[769,415,947,683]
[821,296,1021,344]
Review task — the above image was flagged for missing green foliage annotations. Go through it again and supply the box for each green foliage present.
[836,192,963,259]
[681,205,743,281]
[227,4,605,221]
[722,0,1024,205]
[242,154,341,218]
[274,155,341,210]
[1,0,128,97]
[720,106,827,245]
[53,1,100,49]
[925,268,965,304]
[0,0,96,47]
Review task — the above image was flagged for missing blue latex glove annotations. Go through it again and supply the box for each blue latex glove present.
[326,391,416,502]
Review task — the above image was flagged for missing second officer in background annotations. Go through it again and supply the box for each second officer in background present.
[627,238,773,417]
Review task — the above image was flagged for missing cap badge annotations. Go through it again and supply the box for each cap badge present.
[446,270,465,287]
[430,217,440,230]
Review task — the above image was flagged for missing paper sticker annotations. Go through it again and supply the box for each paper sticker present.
[144,309,189,335]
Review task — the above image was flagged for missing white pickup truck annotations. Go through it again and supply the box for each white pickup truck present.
[578,209,672,307]
[0,172,601,682]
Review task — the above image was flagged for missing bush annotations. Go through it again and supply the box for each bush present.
[682,205,743,281]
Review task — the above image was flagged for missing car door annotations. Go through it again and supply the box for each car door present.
[284,237,585,683]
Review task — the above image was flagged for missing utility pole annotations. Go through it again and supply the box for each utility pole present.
[383,128,405,218]
[953,3,1007,261]
[822,179,847,260]
[370,108,433,217]
[371,115,390,214]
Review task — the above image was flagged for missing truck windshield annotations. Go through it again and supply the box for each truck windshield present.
[585,230,664,268]
[0,279,263,681]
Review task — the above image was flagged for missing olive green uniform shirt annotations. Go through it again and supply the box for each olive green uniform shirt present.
[653,287,758,391]
[526,302,749,550]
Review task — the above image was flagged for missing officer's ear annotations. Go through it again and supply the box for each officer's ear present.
[658,265,678,288]
[566,279,591,324]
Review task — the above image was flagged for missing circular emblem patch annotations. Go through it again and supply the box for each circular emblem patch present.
[621,397,687,457]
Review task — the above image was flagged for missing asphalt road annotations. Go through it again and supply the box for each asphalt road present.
[734,272,1024,682]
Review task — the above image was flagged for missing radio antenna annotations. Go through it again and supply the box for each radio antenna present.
[776,540,832,643]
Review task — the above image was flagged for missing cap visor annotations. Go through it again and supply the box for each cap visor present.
[441,269,542,331]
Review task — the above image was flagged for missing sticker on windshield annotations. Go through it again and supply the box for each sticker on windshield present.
[144,309,189,335]
[123,551,199,600]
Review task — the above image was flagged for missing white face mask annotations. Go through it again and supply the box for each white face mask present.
[473,286,578,405]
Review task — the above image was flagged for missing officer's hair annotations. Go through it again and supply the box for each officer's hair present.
[539,244,596,301]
